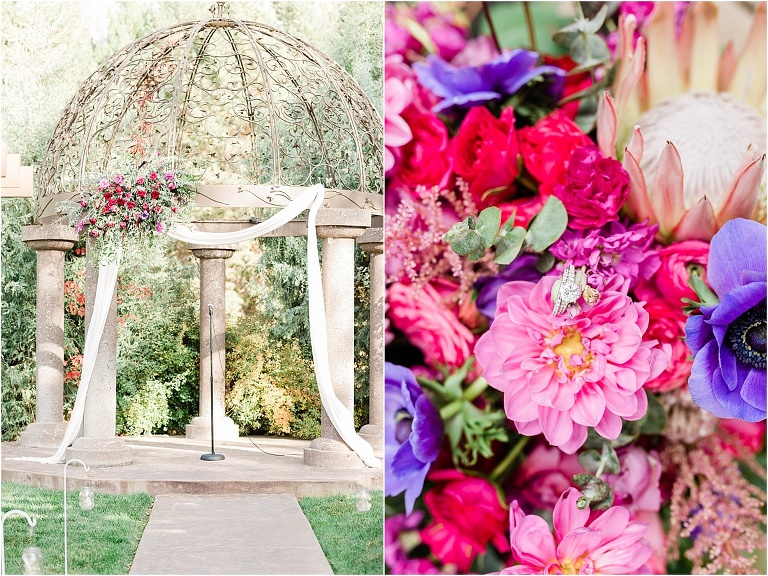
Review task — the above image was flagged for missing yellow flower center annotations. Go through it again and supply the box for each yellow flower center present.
[553,330,586,372]
[554,557,587,575]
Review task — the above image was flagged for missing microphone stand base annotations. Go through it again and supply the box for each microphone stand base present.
[200,453,225,461]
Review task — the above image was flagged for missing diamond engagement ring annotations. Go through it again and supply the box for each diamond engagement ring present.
[552,264,581,316]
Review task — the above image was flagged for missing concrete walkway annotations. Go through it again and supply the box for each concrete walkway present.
[128,493,333,575]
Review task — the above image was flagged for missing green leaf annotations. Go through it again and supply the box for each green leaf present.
[687,264,720,307]
[526,196,568,252]
[573,474,614,510]
[612,419,642,448]
[553,5,608,43]
[601,442,621,475]
[476,207,502,248]
[578,449,602,473]
[443,357,473,399]
[493,226,526,265]
[569,33,610,67]
[443,220,484,256]
[536,252,556,274]
[640,391,667,435]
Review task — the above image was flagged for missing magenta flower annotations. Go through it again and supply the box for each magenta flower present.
[502,488,652,574]
[475,276,668,453]
[155,221,165,233]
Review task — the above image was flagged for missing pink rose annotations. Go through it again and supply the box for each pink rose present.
[420,470,509,573]
[636,511,668,575]
[451,106,519,208]
[387,279,475,369]
[553,146,630,229]
[513,444,585,510]
[113,174,124,185]
[654,240,710,306]
[98,178,109,190]
[517,110,591,189]
[642,297,690,392]
[719,419,767,454]
[384,60,414,177]
[602,446,662,515]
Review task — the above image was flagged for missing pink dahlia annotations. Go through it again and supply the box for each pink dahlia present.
[502,488,652,575]
[475,276,668,453]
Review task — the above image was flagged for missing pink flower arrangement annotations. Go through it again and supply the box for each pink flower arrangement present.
[475,276,668,453]
[503,488,652,574]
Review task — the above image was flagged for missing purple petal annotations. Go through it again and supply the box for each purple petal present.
[688,340,731,418]
[739,368,767,419]
[432,91,502,113]
[708,282,767,327]
[391,439,425,477]
[411,394,442,462]
[713,363,766,422]
[684,313,713,356]
[481,49,538,90]
[414,56,488,99]
[719,345,740,392]
[707,219,766,296]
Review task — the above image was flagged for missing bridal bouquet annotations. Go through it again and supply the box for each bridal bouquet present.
[384,2,767,574]
[61,154,198,259]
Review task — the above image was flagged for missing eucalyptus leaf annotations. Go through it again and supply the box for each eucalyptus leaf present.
[640,391,667,435]
[468,246,486,261]
[575,94,599,133]
[526,196,568,252]
[536,252,556,274]
[611,419,642,448]
[494,226,526,265]
[578,449,602,473]
[443,220,484,256]
[476,207,502,248]
[573,474,614,510]
[569,33,610,66]
[601,442,620,475]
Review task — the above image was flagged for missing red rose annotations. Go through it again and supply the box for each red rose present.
[151,191,160,200]
[392,99,451,191]
[518,110,591,191]
[420,470,509,573]
[149,172,158,181]
[89,218,96,225]
[119,222,127,229]
[553,146,630,229]
[451,107,519,208]
[127,201,136,210]
[137,190,147,198]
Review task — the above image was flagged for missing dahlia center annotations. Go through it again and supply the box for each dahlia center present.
[727,303,767,369]
[555,556,592,575]
[553,331,588,372]
[636,90,766,210]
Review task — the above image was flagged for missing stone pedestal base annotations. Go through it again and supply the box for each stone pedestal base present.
[303,438,365,468]
[66,437,132,468]
[185,416,240,441]
[357,424,383,452]
[18,421,69,449]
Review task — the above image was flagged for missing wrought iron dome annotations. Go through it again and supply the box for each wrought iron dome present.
[35,3,383,222]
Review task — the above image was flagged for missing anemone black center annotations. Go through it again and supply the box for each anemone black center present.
[394,409,413,444]
[728,304,767,369]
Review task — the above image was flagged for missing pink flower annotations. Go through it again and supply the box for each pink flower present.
[719,418,767,454]
[136,176,145,185]
[553,146,631,230]
[385,512,439,575]
[641,297,690,392]
[149,171,158,181]
[155,221,165,233]
[420,470,510,573]
[392,103,451,192]
[387,279,475,369]
[502,488,652,575]
[75,220,85,232]
[652,240,709,305]
[119,221,127,230]
[475,276,668,453]
[514,444,585,510]
[164,171,174,180]
[385,57,414,177]
[113,173,124,185]
[602,446,662,515]
[451,106,519,208]
[89,229,99,237]
[98,178,109,190]
[451,35,499,67]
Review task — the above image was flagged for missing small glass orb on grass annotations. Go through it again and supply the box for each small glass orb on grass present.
[21,546,43,575]
[356,489,372,513]
[79,486,95,511]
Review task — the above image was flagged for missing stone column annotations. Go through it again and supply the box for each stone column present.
[19,225,78,448]
[185,245,240,441]
[356,228,384,452]
[304,209,371,468]
[66,240,132,466]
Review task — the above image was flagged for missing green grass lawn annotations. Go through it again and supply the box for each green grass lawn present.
[1,482,153,575]
[300,490,383,575]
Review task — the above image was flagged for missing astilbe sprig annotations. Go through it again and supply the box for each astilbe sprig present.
[385,180,498,300]
[662,436,767,575]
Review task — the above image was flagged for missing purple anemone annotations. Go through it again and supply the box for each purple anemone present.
[685,219,766,422]
[385,362,443,513]
[413,49,565,114]
[474,253,542,321]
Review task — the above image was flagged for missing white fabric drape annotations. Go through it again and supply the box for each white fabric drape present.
[17,184,380,468]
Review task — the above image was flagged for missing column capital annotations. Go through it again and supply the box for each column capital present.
[21,224,79,252]
[190,245,237,259]
[315,208,370,240]
[356,228,383,254]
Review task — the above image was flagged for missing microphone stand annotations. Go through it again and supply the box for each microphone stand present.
[201,303,224,461]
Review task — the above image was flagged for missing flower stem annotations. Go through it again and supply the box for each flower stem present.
[440,399,463,420]
[490,435,530,483]
[523,2,538,54]
[462,377,488,402]
[482,2,502,55]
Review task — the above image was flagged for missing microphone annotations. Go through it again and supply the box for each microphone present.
[208,303,213,316]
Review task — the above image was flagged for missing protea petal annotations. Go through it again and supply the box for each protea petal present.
[597,91,618,159]
[676,3,693,81]
[614,14,638,113]
[622,148,656,224]
[715,147,766,225]
[672,196,718,241]
[728,2,767,109]
[625,125,644,161]
[650,142,686,236]
[688,2,719,92]
[718,41,737,92]
[644,2,683,107]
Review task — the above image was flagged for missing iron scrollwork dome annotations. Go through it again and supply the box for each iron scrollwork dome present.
[35,3,383,222]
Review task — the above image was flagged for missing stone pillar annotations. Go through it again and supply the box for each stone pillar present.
[185,245,240,441]
[66,240,132,467]
[357,228,384,452]
[304,209,371,468]
[19,225,78,448]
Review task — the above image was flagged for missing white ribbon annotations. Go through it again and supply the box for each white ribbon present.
[17,184,380,468]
